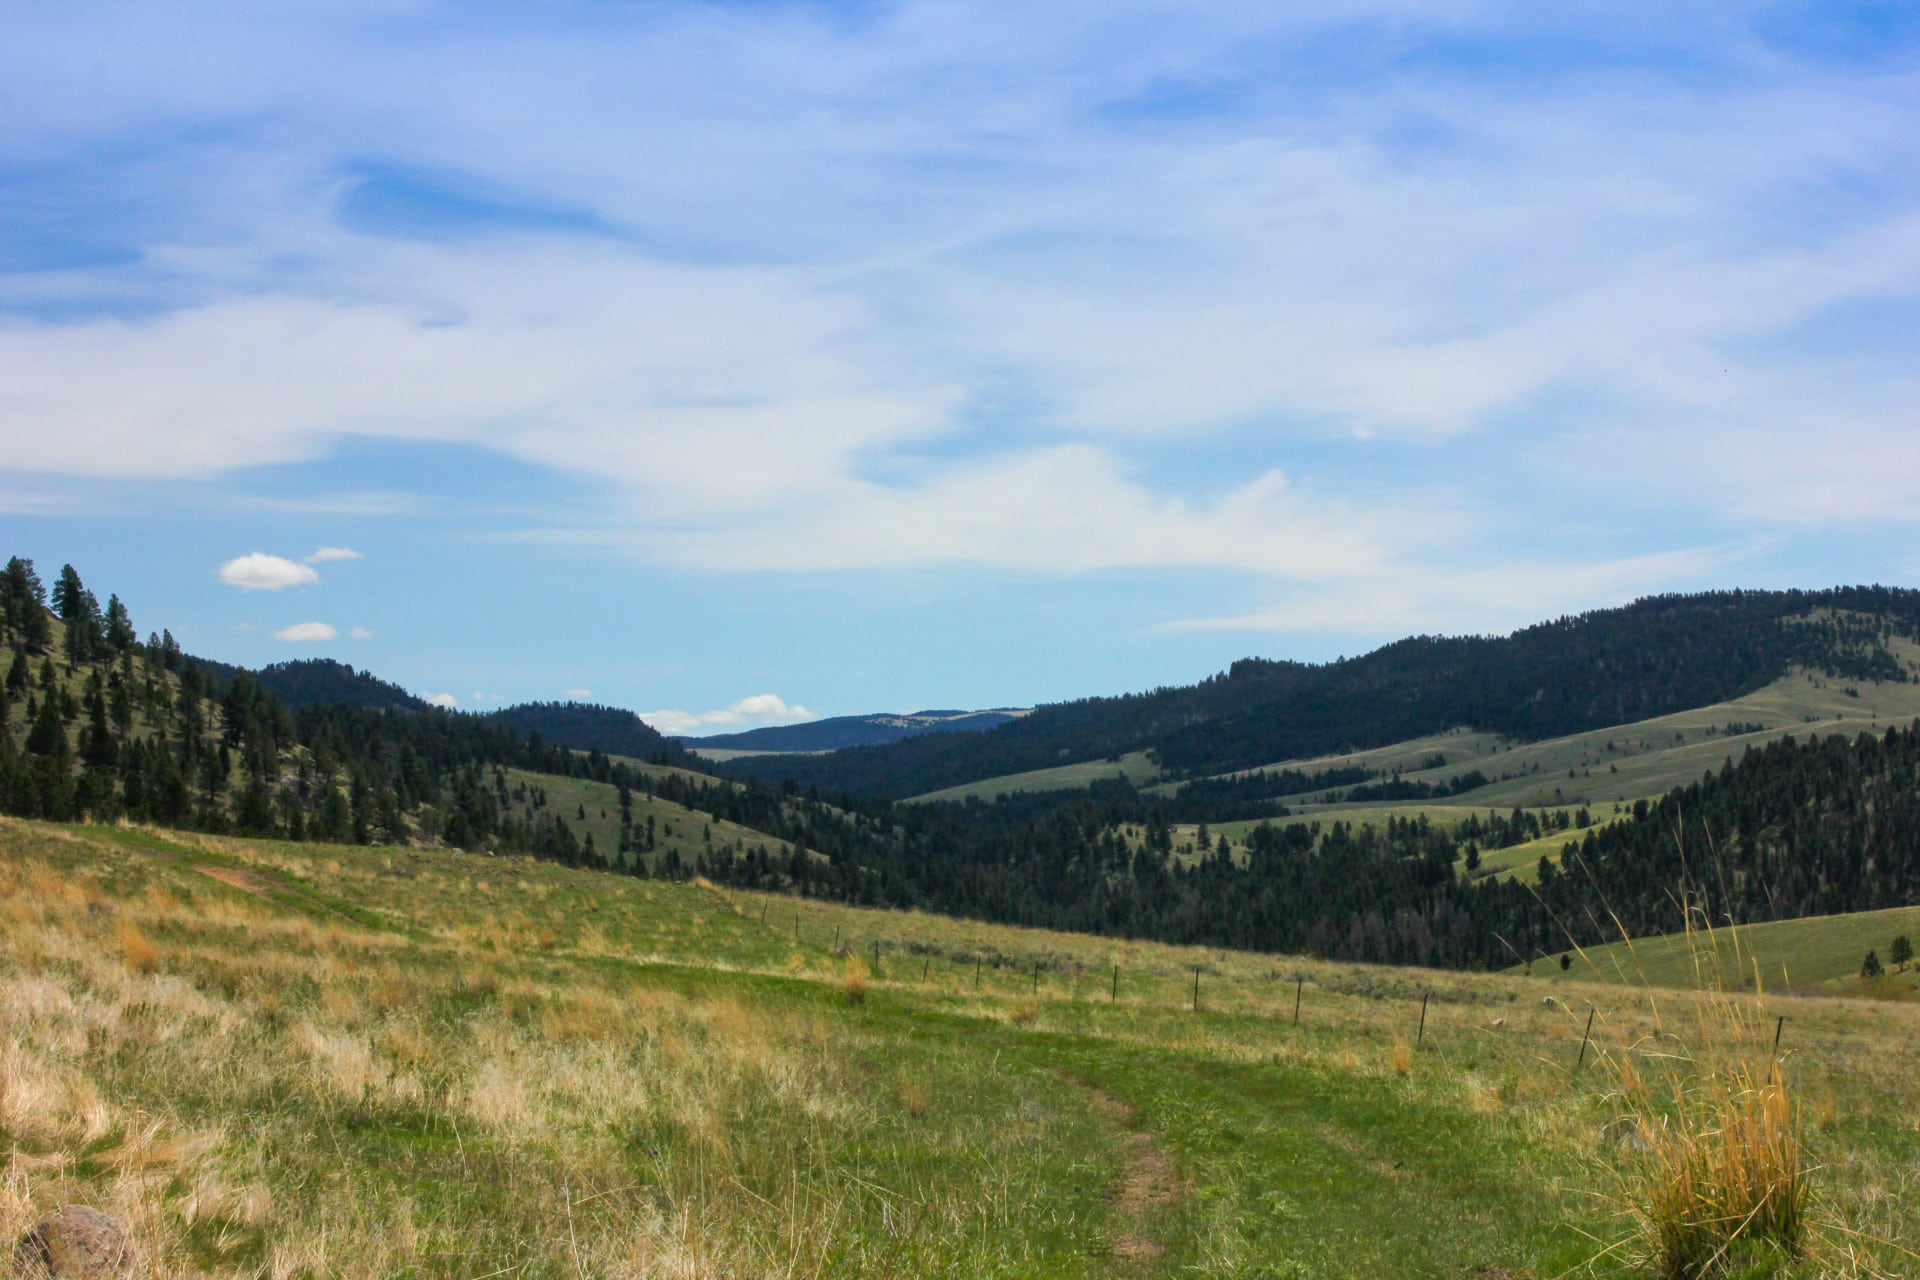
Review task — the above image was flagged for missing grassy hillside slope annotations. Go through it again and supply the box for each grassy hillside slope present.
[914,665,1920,814]
[5,817,1920,1277]
[908,751,1162,804]
[1539,905,1920,996]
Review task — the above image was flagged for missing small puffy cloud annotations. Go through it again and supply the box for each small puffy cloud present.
[305,546,363,563]
[642,693,816,737]
[273,621,338,642]
[349,626,376,639]
[562,687,593,700]
[423,692,459,709]
[219,553,318,591]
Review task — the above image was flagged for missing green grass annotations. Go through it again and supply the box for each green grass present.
[1531,903,1920,996]
[906,665,1920,856]
[684,746,821,762]
[906,750,1162,804]
[8,817,1920,1277]
[498,766,783,870]
[1158,670,1920,875]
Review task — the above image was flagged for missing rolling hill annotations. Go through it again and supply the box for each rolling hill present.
[17,552,1920,986]
[726,589,1920,800]
[682,707,1028,755]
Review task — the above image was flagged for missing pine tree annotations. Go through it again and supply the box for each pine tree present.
[1861,949,1884,980]
[1890,935,1913,973]
[104,594,135,652]
[25,693,66,757]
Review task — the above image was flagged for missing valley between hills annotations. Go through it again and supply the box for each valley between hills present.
[8,558,1920,1276]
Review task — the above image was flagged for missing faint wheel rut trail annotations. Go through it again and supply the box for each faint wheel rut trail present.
[1053,1070,1183,1268]
[196,865,271,897]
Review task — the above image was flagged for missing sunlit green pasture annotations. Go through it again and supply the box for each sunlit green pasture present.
[5,817,1919,1278]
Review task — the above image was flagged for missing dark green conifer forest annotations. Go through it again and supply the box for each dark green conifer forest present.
[9,552,1920,974]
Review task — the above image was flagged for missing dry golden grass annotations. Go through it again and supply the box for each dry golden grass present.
[116,920,158,975]
[840,955,868,1004]
[9,818,1920,1276]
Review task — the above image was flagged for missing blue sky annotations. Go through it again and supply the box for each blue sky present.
[3,1,1918,733]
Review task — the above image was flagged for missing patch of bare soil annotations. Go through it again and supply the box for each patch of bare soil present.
[195,865,271,897]
[1054,1071,1183,1263]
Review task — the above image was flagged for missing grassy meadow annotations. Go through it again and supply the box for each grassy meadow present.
[903,669,1920,826]
[907,751,1162,804]
[1539,904,1920,996]
[6,817,1920,1278]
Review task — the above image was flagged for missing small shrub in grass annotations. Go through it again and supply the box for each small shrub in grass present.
[1389,1038,1414,1078]
[1007,999,1038,1027]
[118,920,158,974]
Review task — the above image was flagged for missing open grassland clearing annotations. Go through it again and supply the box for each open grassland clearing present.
[1156,729,1507,795]
[1189,669,1920,814]
[1381,670,1920,811]
[911,666,1920,822]
[907,750,1162,804]
[497,767,780,871]
[5,819,1920,1277]
[684,747,821,762]
[1156,671,1920,875]
[1539,904,1920,996]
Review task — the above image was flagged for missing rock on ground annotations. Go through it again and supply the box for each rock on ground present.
[13,1206,142,1280]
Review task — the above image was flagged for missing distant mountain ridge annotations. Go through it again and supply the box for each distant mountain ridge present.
[726,588,1920,799]
[685,708,1028,753]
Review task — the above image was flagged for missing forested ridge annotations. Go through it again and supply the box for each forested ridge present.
[694,724,1920,971]
[10,552,1920,974]
[728,588,1920,799]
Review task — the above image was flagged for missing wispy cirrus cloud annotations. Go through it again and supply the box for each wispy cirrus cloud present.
[3,2,1917,638]
[306,546,362,563]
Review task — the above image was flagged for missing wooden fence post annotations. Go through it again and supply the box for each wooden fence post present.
[1577,1007,1596,1068]
[1417,992,1429,1043]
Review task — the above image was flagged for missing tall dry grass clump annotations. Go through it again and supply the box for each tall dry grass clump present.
[117,920,158,975]
[1610,1040,1804,1277]
[1582,903,1808,1277]
[841,955,868,1005]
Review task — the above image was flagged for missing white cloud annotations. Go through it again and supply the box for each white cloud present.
[219,553,319,591]
[1160,544,1757,638]
[642,694,817,737]
[610,446,1437,576]
[561,687,592,700]
[2,2,1918,583]
[306,546,363,563]
[423,692,459,709]
[273,621,338,642]
[348,626,375,639]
